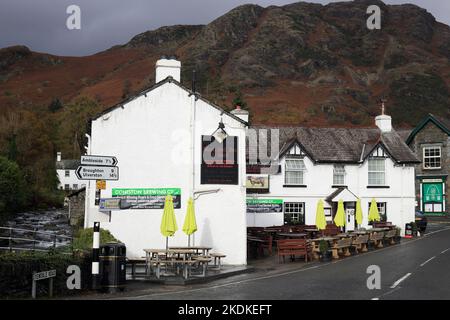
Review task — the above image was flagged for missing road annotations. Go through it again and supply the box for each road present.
[109,224,450,300]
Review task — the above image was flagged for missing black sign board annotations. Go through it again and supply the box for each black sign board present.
[405,223,413,238]
[201,135,238,185]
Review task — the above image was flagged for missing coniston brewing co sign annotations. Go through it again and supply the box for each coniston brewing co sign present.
[112,188,181,209]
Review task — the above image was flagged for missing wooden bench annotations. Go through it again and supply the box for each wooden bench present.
[370,232,385,248]
[247,234,273,257]
[384,229,397,245]
[332,238,352,259]
[324,224,340,236]
[193,256,212,276]
[210,252,226,270]
[351,235,369,254]
[126,257,148,277]
[277,239,312,263]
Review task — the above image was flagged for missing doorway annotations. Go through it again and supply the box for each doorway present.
[345,202,356,232]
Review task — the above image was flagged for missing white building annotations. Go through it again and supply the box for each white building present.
[84,58,248,265]
[56,152,84,191]
[246,116,421,235]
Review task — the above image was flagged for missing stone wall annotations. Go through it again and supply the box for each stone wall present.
[68,189,85,227]
[409,122,449,215]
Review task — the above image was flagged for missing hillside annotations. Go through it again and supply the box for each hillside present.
[1,0,449,128]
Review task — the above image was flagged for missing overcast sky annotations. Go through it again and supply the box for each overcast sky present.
[0,0,449,56]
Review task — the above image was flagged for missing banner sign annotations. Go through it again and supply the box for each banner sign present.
[201,135,238,185]
[423,183,443,203]
[246,199,283,213]
[112,188,181,209]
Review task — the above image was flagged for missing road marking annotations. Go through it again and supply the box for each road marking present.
[102,227,450,300]
[371,298,379,300]
[441,248,450,254]
[420,256,436,267]
[390,273,412,289]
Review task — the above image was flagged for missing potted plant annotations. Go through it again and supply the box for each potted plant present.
[319,240,332,262]
[394,227,402,244]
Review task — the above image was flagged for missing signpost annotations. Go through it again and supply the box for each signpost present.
[76,165,119,181]
[81,155,118,166]
[32,269,56,299]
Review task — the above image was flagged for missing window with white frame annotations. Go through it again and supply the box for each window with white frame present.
[284,202,305,224]
[285,159,306,185]
[423,146,441,169]
[333,165,346,185]
[65,170,70,177]
[368,202,387,222]
[368,158,385,185]
[64,184,70,190]
[73,184,78,190]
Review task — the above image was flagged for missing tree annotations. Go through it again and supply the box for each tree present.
[0,156,27,220]
[48,98,63,113]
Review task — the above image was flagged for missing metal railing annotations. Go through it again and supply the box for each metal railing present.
[0,226,73,253]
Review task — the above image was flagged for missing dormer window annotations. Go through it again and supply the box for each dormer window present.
[333,165,346,185]
[423,146,441,169]
[285,159,306,185]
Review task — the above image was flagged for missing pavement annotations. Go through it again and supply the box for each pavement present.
[70,221,450,300]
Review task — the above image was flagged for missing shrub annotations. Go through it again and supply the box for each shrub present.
[72,228,120,252]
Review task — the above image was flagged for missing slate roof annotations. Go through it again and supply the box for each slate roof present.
[406,113,450,145]
[56,160,80,170]
[247,126,420,164]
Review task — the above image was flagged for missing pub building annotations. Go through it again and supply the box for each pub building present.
[84,57,420,266]
[404,114,450,216]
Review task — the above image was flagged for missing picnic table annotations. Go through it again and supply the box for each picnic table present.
[309,237,338,259]
[143,248,202,279]
[169,246,212,256]
[277,233,307,239]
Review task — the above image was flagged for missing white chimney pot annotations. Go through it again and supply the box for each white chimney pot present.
[375,114,392,132]
[57,152,62,162]
[155,58,181,83]
[231,106,249,123]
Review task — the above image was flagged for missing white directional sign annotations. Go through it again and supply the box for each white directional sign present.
[76,166,119,181]
[81,155,118,167]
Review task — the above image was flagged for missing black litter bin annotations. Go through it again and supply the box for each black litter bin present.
[99,242,126,293]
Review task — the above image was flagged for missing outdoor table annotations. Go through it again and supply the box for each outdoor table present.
[309,237,338,260]
[351,230,370,235]
[277,233,307,239]
[143,249,168,277]
[169,246,212,256]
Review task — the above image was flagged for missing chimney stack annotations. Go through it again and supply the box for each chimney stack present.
[155,57,181,83]
[57,152,62,162]
[231,105,249,123]
[375,99,392,132]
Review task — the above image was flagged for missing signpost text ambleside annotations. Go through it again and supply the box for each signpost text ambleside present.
[77,155,119,181]
[112,188,181,209]
[81,155,118,166]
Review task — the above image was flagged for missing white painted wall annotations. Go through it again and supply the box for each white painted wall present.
[85,81,247,265]
[57,169,84,190]
[246,149,416,236]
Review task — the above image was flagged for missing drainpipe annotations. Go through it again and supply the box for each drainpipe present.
[84,133,91,229]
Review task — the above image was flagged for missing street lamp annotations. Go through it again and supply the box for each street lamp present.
[212,120,228,144]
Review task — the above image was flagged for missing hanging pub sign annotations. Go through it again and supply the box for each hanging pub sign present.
[246,175,270,194]
[112,188,181,209]
[246,199,283,213]
[201,135,238,185]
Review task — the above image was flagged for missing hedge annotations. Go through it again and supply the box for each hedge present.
[0,250,91,299]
